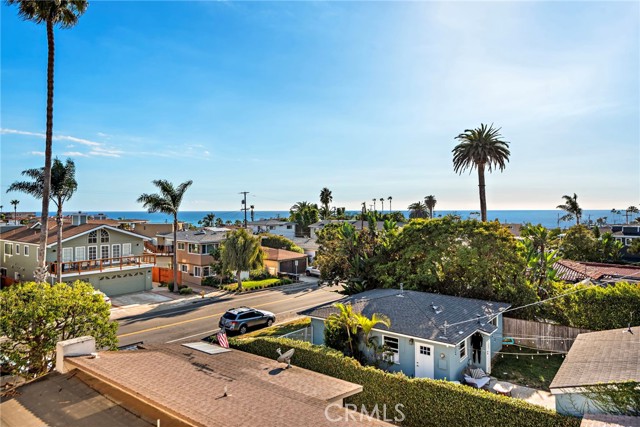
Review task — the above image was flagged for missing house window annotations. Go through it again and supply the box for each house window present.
[203,266,211,277]
[112,244,121,260]
[88,231,97,244]
[24,246,29,257]
[62,248,73,263]
[180,264,188,273]
[194,266,202,277]
[419,345,430,356]
[177,242,185,251]
[188,243,199,254]
[4,243,13,255]
[122,243,132,256]
[383,336,400,364]
[100,229,110,243]
[88,246,97,260]
[489,317,498,327]
[75,246,86,261]
[101,245,110,260]
[458,339,467,361]
[15,244,20,255]
[286,225,292,229]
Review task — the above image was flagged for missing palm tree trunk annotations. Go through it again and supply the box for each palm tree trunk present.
[56,202,63,284]
[477,165,487,222]
[173,214,178,293]
[236,270,243,291]
[36,20,55,283]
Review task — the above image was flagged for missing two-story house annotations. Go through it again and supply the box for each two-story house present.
[0,213,155,296]
[247,220,296,239]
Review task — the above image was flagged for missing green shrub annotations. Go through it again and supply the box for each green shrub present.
[279,278,293,285]
[201,277,218,287]
[179,286,193,295]
[167,282,175,292]
[230,337,579,427]
[250,268,273,281]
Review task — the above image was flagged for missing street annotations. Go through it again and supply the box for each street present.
[116,283,343,347]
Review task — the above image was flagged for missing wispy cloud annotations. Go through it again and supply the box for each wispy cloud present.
[2,127,120,158]
[62,151,89,157]
[29,151,44,156]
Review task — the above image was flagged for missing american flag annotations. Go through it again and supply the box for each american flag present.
[217,329,229,348]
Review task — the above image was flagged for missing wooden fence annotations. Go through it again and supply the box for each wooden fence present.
[152,267,182,285]
[502,317,592,353]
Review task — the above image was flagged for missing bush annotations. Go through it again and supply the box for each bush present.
[231,337,579,427]
[201,276,219,287]
[167,282,175,292]
[249,268,273,281]
[179,286,193,295]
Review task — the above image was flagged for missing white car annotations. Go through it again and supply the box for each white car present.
[93,290,112,306]
[305,266,321,277]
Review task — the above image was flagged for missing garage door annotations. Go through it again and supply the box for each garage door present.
[90,269,151,296]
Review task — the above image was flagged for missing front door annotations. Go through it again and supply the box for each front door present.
[414,342,434,378]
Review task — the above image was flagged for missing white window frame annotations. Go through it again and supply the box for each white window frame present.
[489,316,498,327]
[100,245,110,260]
[180,264,188,273]
[24,246,30,257]
[382,335,400,364]
[88,246,97,260]
[62,247,74,263]
[188,243,199,254]
[194,266,202,277]
[100,229,110,243]
[88,230,97,244]
[112,244,121,261]
[75,246,86,261]
[122,243,132,256]
[15,244,20,255]
[458,338,467,362]
[177,242,185,251]
[4,243,13,255]
[203,266,211,277]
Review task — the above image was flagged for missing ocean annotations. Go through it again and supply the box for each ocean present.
[67,210,624,229]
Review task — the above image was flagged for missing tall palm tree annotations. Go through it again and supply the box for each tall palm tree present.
[424,195,437,219]
[138,180,193,292]
[10,200,20,224]
[220,228,263,291]
[387,196,392,212]
[289,201,319,237]
[198,213,216,227]
[319,187,332,214]
[557,194,582,226]
[7,0,88,282]
[408,201,427,219]
[372,198,377,212]
[379,198,384,213]
[7,158,78,283]
[625,206,639,224]
[452,124,511,222]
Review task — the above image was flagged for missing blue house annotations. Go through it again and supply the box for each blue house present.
[301,289,510,381]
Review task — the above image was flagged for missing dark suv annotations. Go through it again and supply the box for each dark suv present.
[218,307,276,334]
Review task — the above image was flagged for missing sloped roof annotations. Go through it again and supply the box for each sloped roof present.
[248,219,294,226]
[0,222,149,246]
[301,289,510,345]
[553,260,640,283]
[158,229,228,244]
[550,327,640,389]
[262,247,307,261]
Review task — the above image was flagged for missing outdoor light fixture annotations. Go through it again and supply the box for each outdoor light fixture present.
[440,353,446,359]
[409,339,414,345]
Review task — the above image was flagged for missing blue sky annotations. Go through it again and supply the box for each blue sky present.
[1,1,638,212]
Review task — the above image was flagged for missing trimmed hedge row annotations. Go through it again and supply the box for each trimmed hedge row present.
[222,278,293,292]
[230,337,580,427]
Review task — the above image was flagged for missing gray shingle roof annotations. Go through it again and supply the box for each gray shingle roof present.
[550,327,640,389]
[300,289,510,345]
[158,229,228,243]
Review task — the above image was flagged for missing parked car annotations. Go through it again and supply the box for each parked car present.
[93,290,111,306]
[218,306,275,334]
[305,266,321,277]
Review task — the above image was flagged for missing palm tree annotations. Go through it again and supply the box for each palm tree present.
[138,180,193,292]
[319,187,332,212]
[424,195,437,219]
[7,158,78,283]
[557,194,582,226]
[387,196,392,212]
[198,213,216,227]
[354,312,391,350]
[326,303,358,356]
[625,206,639,224]
[220,228,263,291]
[452,124,511,222]
[289,201,319,237]
[408,201,428,219]
[215,217,224,227]
[7,0,88,282]
[372,198,377,212]
[10,200,20,224]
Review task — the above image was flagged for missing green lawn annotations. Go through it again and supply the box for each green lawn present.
[491,345,564,391]
[237,318,311,339]
[222,278,283,292]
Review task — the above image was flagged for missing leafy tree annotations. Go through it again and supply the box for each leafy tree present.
[557,194,582,226]
[198,212,216,227]
[558,225,598,261]
[7,158,78,283]
[319,188,333,219]
[597,232,623,262]
[220,228,263,291]
[452,123,511,222]
[7,0,88,282]
[138,179,193,292]
[626,206,639,224]
[424,195,437,219]
[10,199,19,223]
[260,234,303,253]
[408,201,428,219]
[0,281,117,379]
[629,239,640,255]
[215,217,224,227]
[289,201,319,237]
[521,224,559,298]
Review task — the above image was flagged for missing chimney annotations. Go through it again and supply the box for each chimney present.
[71,211,88,226]
[56,336,96,373]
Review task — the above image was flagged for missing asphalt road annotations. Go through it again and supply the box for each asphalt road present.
[116,284,343,347]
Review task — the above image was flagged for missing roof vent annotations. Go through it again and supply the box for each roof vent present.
[431,303,443,314]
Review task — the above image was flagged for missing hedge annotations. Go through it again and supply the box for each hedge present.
[230,337,580,427]
[222,278,294,292]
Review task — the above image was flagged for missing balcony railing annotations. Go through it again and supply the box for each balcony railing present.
[144,241,174,255]
[49,254,156,275]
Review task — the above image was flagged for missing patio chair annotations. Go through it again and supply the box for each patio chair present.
[463,367,490,389]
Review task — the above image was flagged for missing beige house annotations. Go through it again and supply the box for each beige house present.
[263,247,308,277]
[0,213,155,296]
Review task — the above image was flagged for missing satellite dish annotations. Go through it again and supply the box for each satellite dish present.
[276,347,295,368]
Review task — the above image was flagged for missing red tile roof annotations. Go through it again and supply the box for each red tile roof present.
[262,247,308,261]
[553,260,640,283]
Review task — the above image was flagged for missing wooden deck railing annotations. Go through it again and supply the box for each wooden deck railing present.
[143,241,173,255]
[49,254,157,275]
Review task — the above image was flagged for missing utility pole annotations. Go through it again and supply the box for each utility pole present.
[240,191,249,228]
